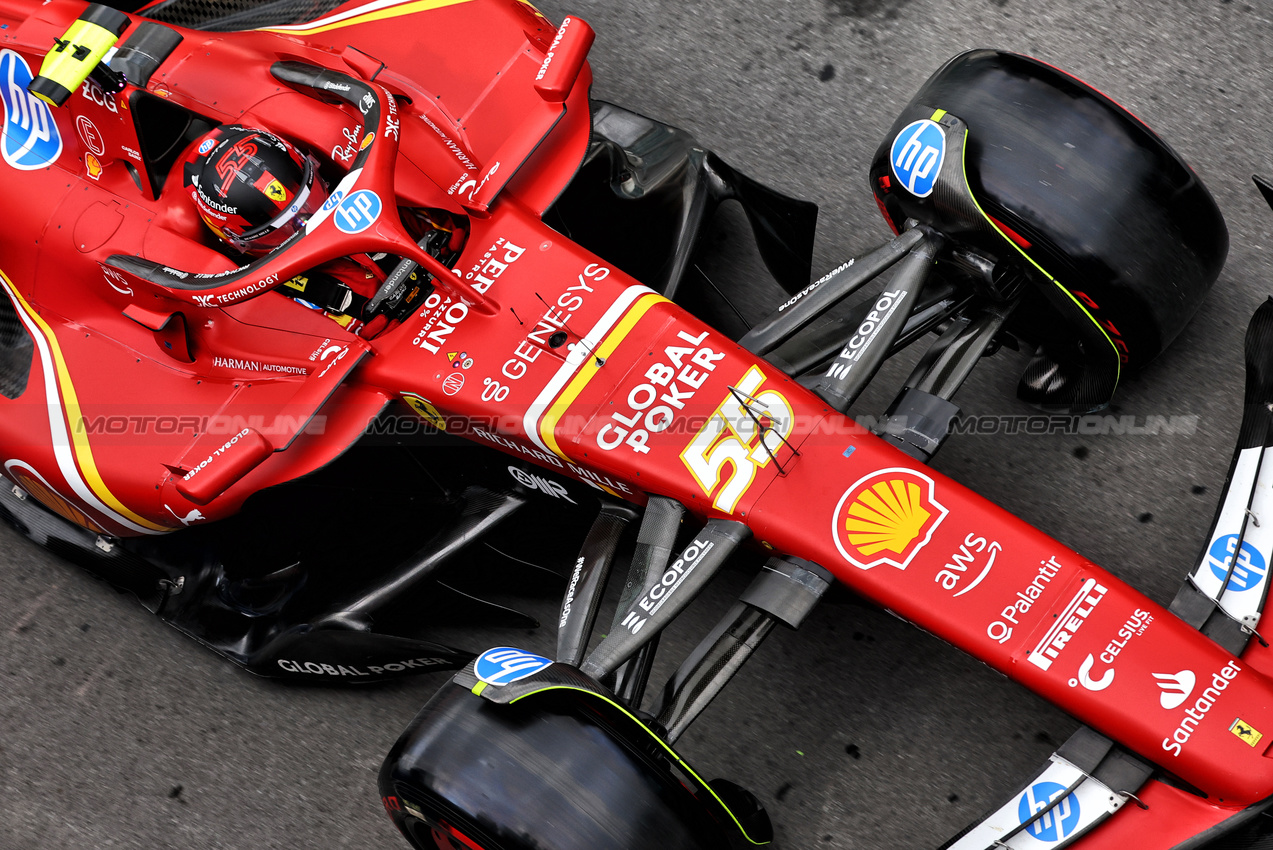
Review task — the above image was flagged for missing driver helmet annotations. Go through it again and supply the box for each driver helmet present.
[184,125,327,255]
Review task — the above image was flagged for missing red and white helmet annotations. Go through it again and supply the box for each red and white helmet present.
[184,125,327,255]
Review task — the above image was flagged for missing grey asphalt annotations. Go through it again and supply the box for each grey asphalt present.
[3,0,1273,847]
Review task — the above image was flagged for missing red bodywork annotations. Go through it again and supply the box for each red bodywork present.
[0,0,1268,841]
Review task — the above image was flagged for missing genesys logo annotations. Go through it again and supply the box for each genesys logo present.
[0,50,62,170]
[832,468,947,570]
[473,647,552,686]
[1153,670,1196,710]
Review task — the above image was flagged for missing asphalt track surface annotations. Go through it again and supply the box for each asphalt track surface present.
[3,1,1273,848]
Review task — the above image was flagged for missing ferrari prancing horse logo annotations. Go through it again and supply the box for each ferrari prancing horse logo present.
[832,468,947,570]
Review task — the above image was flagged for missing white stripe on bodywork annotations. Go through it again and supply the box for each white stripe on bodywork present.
[0,277,160,535]
[260,0,461,31]
[524,284,657,455]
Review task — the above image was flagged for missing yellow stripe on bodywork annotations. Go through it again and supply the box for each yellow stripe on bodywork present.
[539,291,665,463]
[953,125,1122,387]
[3,275,168,532]
[260,0,473,34]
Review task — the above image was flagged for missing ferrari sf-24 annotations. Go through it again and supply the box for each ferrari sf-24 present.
[0,0,1269,847]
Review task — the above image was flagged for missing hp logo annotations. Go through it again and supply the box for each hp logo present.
[1207,533,1266,592]
[333,189,382,234]
[890,119,945,198]
[1017,781,1081,842]
[474,647,553,686]
[0,50,62,170]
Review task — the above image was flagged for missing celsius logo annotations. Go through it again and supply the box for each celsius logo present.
[334,189,381,233]
[1071,654,1115,691]
[0,50,63,170]
[832,468,948,571]
[1154,670,1196,709]
[1207,534,1266,592]
[890,118,945,198]
[473,647,552,686]
[1017,782,1080,842]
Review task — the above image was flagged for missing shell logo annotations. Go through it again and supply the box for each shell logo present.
[832,467,948,570]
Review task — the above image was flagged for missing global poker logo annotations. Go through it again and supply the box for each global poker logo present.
[1017,782,1080,842]
[832,468,947,570]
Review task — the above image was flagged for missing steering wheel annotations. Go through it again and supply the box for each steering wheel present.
[106,61,494,315]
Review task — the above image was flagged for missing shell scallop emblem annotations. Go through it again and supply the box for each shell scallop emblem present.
[832,468,948,570]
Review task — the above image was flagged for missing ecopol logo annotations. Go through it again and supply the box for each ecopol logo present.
[890,118,945,198]
[474,647,552,686]
[0,50,62,170]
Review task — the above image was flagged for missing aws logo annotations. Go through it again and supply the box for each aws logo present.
[832,468,948,570]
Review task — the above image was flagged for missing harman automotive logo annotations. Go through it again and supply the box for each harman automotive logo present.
[473,647,552,686]
[0,50,62,170]
[1154,670,1196,710]
[890,118,945,198]
[1017,781,1080,842]
[832,468,948,570]
[1207,533,1266,592]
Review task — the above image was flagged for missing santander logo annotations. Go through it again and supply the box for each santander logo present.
[1153,670,1196,710]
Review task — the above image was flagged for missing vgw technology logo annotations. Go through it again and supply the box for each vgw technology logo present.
[1207,533,1266,592]
[0,50,62,170]
[473,647,552,686]
[1017,781,1081,842]
[890,118,945,198]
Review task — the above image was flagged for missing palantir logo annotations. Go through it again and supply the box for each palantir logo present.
[890,118,945,198]
[0,50,62,170]
[1207,533,1267,592]
[474,647,552,686]
[1017,781,1081,842]
[1154,670,1196,710]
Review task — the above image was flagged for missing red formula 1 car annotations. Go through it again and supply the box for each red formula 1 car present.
[0,0,1267,847]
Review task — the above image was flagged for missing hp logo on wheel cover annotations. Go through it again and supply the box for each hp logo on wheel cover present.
[890,119,945,198]
[1017,781,1080,842]
[474,647,552,686]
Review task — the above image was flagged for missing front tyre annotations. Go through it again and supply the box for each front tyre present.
[379,681,745,850]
